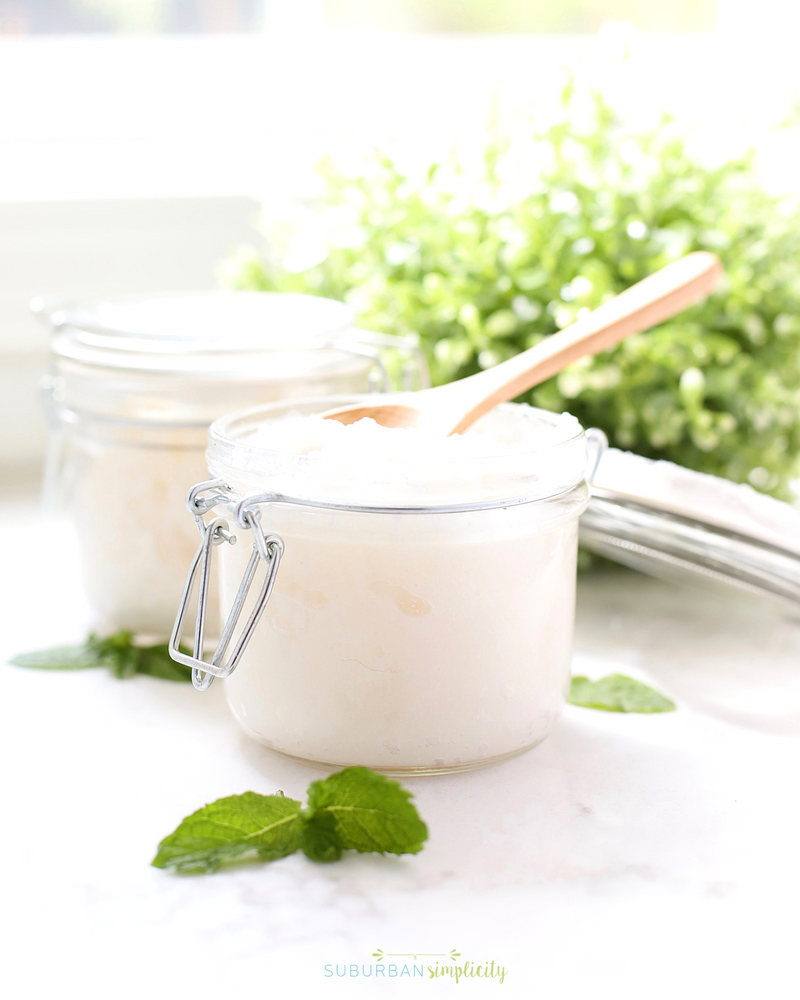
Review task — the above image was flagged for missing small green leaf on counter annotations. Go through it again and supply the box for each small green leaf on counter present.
[9,642,113,671]
[300,811,344,863]
[94,632,140,679]
[153,767,428,874]
[152,792,305,874]
[569,674,676,713]
[8,631,193,683]
[132,643,193,683]
[304,767,428,858]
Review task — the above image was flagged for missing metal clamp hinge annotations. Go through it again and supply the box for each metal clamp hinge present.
[169,480,284,691]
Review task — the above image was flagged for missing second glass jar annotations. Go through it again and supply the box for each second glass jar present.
[41,291,425,637]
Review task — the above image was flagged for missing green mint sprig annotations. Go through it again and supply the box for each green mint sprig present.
[152,767,428,874]
[9,631,192,683]
[569,674,675,713]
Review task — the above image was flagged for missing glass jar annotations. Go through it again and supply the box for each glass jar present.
[172,395,592,775]
[40,292,426,638]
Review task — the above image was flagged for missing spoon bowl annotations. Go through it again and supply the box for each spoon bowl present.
[322,401,423,429]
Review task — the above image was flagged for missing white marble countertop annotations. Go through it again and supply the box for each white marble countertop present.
[2,495,799,999]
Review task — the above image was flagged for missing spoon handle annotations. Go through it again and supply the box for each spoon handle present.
[441,251,722,435]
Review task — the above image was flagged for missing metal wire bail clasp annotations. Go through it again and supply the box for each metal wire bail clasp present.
[584,427,608,485]
[169,481,284,691]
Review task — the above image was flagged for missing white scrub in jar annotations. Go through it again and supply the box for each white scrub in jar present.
[207,399,589,774]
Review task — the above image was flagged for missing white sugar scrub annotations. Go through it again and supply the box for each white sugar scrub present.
[245,408,575,461]
[206,396,590,774]
[214,403,585,507]
[593,449,800,556]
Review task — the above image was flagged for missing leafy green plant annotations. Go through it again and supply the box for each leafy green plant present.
[229,88,800,498]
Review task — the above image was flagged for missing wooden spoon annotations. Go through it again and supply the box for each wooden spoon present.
[324,251,722,435]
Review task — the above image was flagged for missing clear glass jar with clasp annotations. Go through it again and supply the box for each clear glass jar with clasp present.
[38,292,427,638]
[171,395,600,775]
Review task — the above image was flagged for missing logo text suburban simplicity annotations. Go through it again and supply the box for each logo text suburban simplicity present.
[324,948,508,984]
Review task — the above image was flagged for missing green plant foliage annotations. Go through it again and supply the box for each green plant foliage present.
[228,88,800,498]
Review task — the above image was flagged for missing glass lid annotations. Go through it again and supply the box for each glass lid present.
[50,291,354,353]
[45,290,367,377]
[581,446,800,612]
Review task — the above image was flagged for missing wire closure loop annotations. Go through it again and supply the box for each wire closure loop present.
[584,427,608,485]
[169,480,284,691]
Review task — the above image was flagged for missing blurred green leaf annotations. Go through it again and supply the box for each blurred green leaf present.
[9,643,112,671]
[569,674,676,713]
[9,632,192,683]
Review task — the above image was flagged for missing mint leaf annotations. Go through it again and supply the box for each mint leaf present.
[300,811,343,863]
[9,632,192,683]
[134,643,193,683]
[9,642,113,671]
[304,767,428,857]
[152,792,304,873]
[569,674,676,713]
[152,768,429,874]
